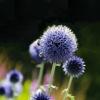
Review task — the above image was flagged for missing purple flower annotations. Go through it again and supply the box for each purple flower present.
[39,25,77,63]
[29,39,43,64]
[0,81,13,98]
[63,56,85,78]
[33,91,50,100]
[6,70,23,84]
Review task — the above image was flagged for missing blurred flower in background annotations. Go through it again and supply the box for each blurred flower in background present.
[0,80,13,99]
[29,39,43,64]
[6,70,23,84]
[1,70,23,99]
[30,89,50,100]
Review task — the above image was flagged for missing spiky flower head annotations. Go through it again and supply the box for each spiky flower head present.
[63,56,85,78]
[6,70,23,84]
[31,89,50,100]
[39,25,77,63]
[29,39,43,64]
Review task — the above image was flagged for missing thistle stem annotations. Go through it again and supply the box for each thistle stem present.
[48,63,56,94]
[67,76,73,92]
[63,76,73,100]
[38,62,45,87]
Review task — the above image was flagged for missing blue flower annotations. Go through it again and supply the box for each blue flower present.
[63,56,85,77]
[29,39,43,64]
[33,92,50,100]
[0,82,13,98]
[39,25,77,63]
[6,70,23,84]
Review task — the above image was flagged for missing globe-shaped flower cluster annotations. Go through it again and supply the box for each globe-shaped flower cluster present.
[63,56,85,77]
[0,83,13,97]
[0,70,24,98]
[39,25,77,63]
[29,25,85,77]
[29,39,43,64]
[33,92,50,100]
[30,89,50,100]
[6,70,23,84]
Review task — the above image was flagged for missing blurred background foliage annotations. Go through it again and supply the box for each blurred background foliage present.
[0,0,100,100]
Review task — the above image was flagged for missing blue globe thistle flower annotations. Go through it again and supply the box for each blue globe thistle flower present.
[6,70,23,84]
[0,81,13,98]
[62,56,85,78]
[33,92,50,100]
[39,25,77,63]
[29,39,43,64]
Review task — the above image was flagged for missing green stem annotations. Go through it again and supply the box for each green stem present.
[38,62,45,87]
[49,63,56,94]
[67,76,73,92]
[63,76,73,100]
[70,95,75,100]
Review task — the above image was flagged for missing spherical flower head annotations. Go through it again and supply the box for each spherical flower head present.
[40,25,77,63]
[0,81,13,97]
[6,70,23,84]
[29,39,43,64]
[63,56,85,78]
[33,91,50,100]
